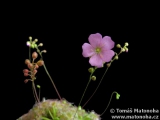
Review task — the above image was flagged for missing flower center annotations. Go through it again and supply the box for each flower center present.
[95,48,101,54]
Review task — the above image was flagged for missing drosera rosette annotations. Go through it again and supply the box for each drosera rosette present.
[18,33,129,120]
[18,99,101,120]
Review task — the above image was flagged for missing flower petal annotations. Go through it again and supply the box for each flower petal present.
[100,50,115,62]
[88,33,102,48]
[101,36,115,50]
[82,43,95,57]
[89,54,103,68]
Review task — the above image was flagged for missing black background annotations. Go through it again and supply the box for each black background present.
[1,3,159,120]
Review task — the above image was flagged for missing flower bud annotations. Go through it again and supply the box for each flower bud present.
[115,56,118,60]
[91,76,96,81]
[29,36,32,41]
[33,70,37,75]
[37,60,44,66]
[88,67,94,73]
[125,48,128,52]
[116,44,121,48]
[23,69,29,73]
[31,42,37,49]
[26,41,31,46]
[24,73,29,76]
[27,63,33,69]
[41,50,47,53]
[121,48,125,52]
[24,79,29,83]
[37,85,41,88]
[116,93,120,100]
[125,42,129,46]
[25,59,30,65]
[34,64,39,69]
[34,39,38,42]
[107,63,111,67]
[32,52,38,59]
[38,43,43,46]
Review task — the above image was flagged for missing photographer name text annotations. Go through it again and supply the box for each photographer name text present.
[110,108,159,114]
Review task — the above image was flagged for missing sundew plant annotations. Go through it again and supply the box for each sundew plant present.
[18,33,129,120]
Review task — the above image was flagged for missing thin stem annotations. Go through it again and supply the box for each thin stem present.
[43,63,62,100]
[100,91,118,116]
[29,47,31,61]
[83,51,123,108]
[82,67,109,108]
[30,59,40,103]
[36,48,62,100]
[32,81,40,103]
[73,71,95,120]
[29,43,37,102]
[39,87,41,101]
[32,84,38,103]
[78,73,93,107]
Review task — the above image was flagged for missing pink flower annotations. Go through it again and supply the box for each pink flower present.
[82,33,115,68]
